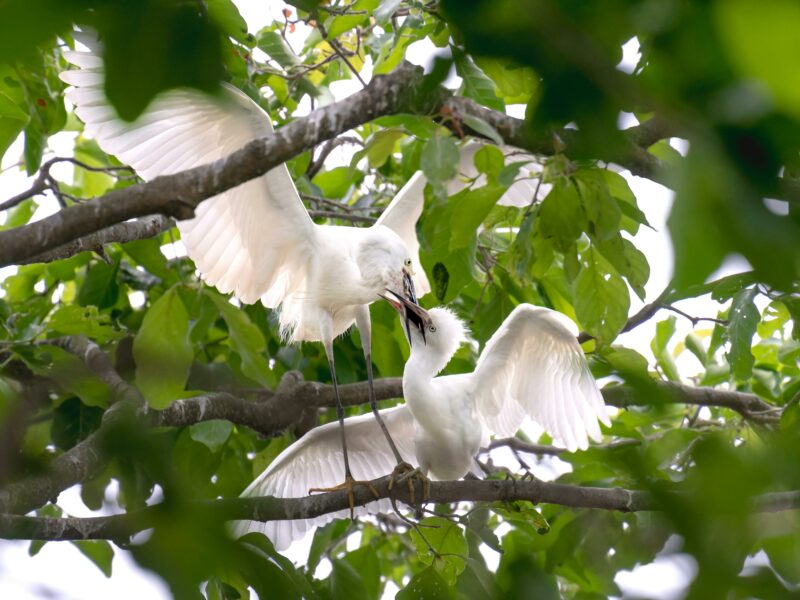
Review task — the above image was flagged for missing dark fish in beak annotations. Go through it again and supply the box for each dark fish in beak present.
[379,290,431,346]
[403,270,418,306]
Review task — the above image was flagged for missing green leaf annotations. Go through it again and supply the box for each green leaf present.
[473,57,538,104]
[473,145,504,178]
[419,182,505,302]
[207,292,274,387]
[257,31,301,68]
[651,316,680,381]
[206,0,250,45]
[762,533,800,584]
[312,166,363,199]
[52,397,104,450]
[307,520,350,575]
[573,247,630,344]
[133,286,193,409]
[330,558,371,600]
[0,90,29,161]
[595,235,650,301]
[123,238,176,284]
[325,0,379,38]
[1,198,35,230]
[409,517,468,586]
[538,180,585,251]
[46,305,120,343]
[714,0,800,119]
[373,33,415,75]
[454,53,504,111]
[397,567,453,600]
[189,419,233,452]
[28,346,111,408]
[726,287,759,380]
[666,271,757,303]
[599,346,651,381]
[574,169,622,242]
[72,540,114,577]
[421,135,460,185]
[365,128,404,168]
[374,0,402,25]
[685,333,708,367]
[343,546,381,600]
[460,114,504,145]
[78,262,119,309]
[601,170,650,234]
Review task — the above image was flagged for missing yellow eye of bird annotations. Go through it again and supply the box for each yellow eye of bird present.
[429,325,436,333]
[404,258,412,267]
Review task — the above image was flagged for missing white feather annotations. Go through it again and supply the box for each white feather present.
[471,304,610,451]
[230,405,417,550]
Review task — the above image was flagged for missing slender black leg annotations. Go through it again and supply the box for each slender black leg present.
[309,340,379,518]
[329,355,353,478]
[365,353,404,463]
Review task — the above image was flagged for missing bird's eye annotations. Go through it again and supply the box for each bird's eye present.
[429,325,436,333]
[404,258,412,267]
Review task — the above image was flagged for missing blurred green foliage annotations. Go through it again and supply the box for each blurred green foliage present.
[1,0,800,599]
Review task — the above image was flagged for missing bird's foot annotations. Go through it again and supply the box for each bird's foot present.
[387,461,430,505]
[309,476,380,521]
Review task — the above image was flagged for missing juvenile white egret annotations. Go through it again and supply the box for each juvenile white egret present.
[60,35,430,508]
[232,299,609,550]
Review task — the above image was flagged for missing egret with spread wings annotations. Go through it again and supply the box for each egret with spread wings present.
[60,33,430,510]
[232,300,609,550]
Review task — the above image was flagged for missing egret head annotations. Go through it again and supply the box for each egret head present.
[383,295,468,367]
[357,228,417,305]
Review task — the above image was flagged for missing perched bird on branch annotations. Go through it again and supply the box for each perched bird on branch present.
[231,299,609,550]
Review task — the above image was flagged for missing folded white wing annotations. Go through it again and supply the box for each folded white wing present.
[374,172,431,296]
[471,304,610,451]
[60,35,317,306]
[231,405,416,551]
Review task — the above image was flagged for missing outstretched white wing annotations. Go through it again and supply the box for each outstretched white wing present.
[471,304,609,451]
[374,172,431,296]
[60,34,316,306]
[231,405,417,551]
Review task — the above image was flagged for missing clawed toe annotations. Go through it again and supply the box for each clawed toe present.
[388,462,430,505]
[309,475,380,521]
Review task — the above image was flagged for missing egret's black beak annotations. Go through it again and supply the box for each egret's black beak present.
[403,270,418,306]
[379,290,431,346]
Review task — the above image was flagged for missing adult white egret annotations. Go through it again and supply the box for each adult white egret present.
[60,35,429,509]
[232,299,609,550]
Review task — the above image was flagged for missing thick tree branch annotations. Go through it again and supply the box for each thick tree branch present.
[1,477,798,542]
[0,63,443,267]
[0,355,774,517]
[20,215,173,265]
[601,381,778,423]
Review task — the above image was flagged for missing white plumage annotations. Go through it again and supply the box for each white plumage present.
[60,35,429,343]
[233,303,609,549]
[230,406,417,550]
[60,32,432,503]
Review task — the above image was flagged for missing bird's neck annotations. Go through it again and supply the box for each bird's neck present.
[404,347,446,384]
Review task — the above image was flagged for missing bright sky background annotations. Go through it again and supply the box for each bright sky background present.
[0,2,760,598]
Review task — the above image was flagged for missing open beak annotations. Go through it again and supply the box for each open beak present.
[379,290,431,346]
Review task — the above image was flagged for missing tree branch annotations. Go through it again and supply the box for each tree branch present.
[0,351,775,517]
[0,63,444,267]
[1,477,798,542]
[20,215,174,265]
